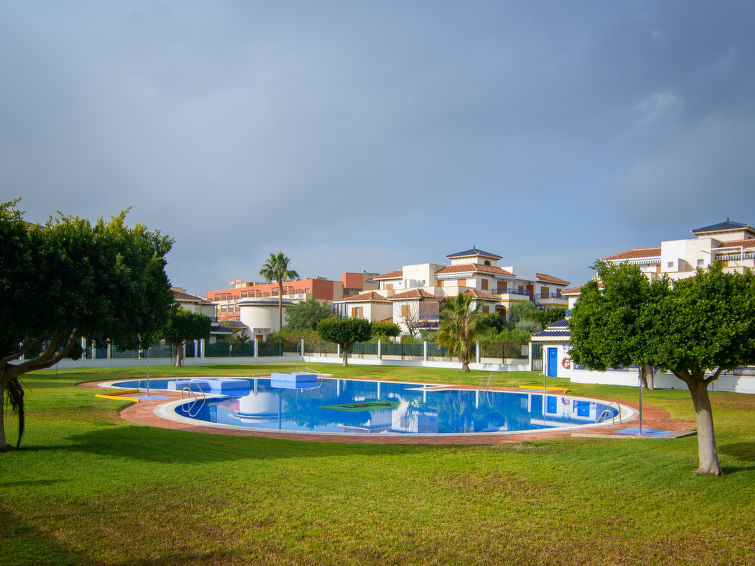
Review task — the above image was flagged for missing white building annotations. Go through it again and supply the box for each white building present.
[333,247,570,334]
[531,220,755,393]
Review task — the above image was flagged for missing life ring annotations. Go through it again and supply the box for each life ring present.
[561,357,571,369]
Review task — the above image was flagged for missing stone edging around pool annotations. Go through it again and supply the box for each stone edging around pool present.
[81,377,696,445]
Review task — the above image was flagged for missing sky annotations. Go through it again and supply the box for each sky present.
[2,1,754,296]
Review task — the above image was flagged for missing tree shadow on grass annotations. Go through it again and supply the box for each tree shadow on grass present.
[20,425,437,464]
[0,511,84,566]
[719,441,755,462]
[719,441,755,474]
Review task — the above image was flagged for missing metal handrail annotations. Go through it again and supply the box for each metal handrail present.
[596,403,622,424]
[181,381,206,417]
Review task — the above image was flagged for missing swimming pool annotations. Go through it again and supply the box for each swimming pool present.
[111,376,630,436]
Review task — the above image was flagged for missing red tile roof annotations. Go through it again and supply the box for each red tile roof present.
[173,289,212,304]
[464,290,499,301]
[374,269,403,280]
[436,263,515,277]
[387,289,444,301]
[603,247,662,261]
[563,282,604,295]
[342,291,390,303]
[536,273,570,285]
[717,239,755,249]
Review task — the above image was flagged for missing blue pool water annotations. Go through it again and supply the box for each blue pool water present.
[112,377,619,435]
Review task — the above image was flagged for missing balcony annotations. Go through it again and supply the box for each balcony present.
[536,293,568,307]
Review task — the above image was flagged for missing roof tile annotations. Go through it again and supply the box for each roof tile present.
[603,247,662,261]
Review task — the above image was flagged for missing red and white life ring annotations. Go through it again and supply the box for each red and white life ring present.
[561,357,571,369]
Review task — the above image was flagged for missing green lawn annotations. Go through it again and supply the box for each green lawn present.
[1,364,753,565]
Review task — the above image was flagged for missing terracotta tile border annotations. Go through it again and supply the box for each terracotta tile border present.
[80,378,695,445]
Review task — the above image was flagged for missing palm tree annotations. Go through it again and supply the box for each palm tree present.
[437,293,483,372]
[259,251,299,331]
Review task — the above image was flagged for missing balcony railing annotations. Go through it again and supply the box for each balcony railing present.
[495,287,531,296]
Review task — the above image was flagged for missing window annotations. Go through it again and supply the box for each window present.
[481,278,489,290]
[457,279,467,287]
[541,286,549,299]
[482,306,490,314]
[351,307,363,318]
[697,259,704,267]
[401,305,411,317]
[668,261,674,268]
[438,279,445,287]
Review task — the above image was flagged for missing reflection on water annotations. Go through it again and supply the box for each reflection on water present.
[149,378,618,435]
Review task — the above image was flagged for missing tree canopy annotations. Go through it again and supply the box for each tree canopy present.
[316,317,372,366]
[0,201,174,450]
[569,261,755,475]
[163,309,211,367]
[370,320,401,339]
[284,298,332,331]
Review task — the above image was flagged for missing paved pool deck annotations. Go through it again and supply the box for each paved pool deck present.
[80,378,696,445]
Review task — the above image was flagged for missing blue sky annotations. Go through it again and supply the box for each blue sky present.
[2,1,754,295]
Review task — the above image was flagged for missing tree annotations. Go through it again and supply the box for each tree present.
[316,317,372,367]
[163,309,211,367]
[569,261,755,475]
[259,251,299,332]
[644,265,755,475]
[371,320,400,340]
[507,301,537,327]
[0,201,174,451]
[436,293,484,372]
[400,310,422,338]
[514,318,543,335]
[478,312,508,334]
[284,298,332,331]
[524,306,567,328]
[569,262,656,390]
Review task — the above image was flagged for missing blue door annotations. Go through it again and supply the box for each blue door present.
[547,348,558,377]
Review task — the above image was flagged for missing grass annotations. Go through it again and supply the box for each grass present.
[1,363,754,565]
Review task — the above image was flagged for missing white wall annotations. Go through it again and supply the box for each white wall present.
[537,339,755,394]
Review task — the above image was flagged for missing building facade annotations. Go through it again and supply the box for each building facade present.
[333,247,570,334]
[206,272,377,322]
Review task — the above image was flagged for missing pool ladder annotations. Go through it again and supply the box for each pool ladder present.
[479,374,494,406]
[596,402,623,424]
[478,374,494,391]
[181,380,206,417]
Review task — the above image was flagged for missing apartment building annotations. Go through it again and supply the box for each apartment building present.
[334,247,570,334]
[206,272,377,322]
[533,219,754,383]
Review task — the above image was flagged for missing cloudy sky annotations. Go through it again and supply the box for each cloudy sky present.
[2,1,754,295]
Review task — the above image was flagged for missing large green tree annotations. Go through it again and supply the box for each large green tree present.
[316,317,372,367]
[437,293,484,372]
[259,251,299,332]
[0,201,174,451]
[284,298,332,331]
[569,261,656,388]
[570,261,755,475]
[163,309,211,367]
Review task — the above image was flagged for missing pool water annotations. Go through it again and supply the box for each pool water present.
[113,377,620,435]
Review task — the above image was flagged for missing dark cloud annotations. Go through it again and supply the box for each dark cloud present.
[1,0,753,292]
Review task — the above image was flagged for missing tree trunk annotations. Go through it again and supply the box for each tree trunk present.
[278,280,283,330]
[342,344,349,367]
[0,376,7,452]
[686,376,723,476]
[640,365,655,390]
[174,342,184,368]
